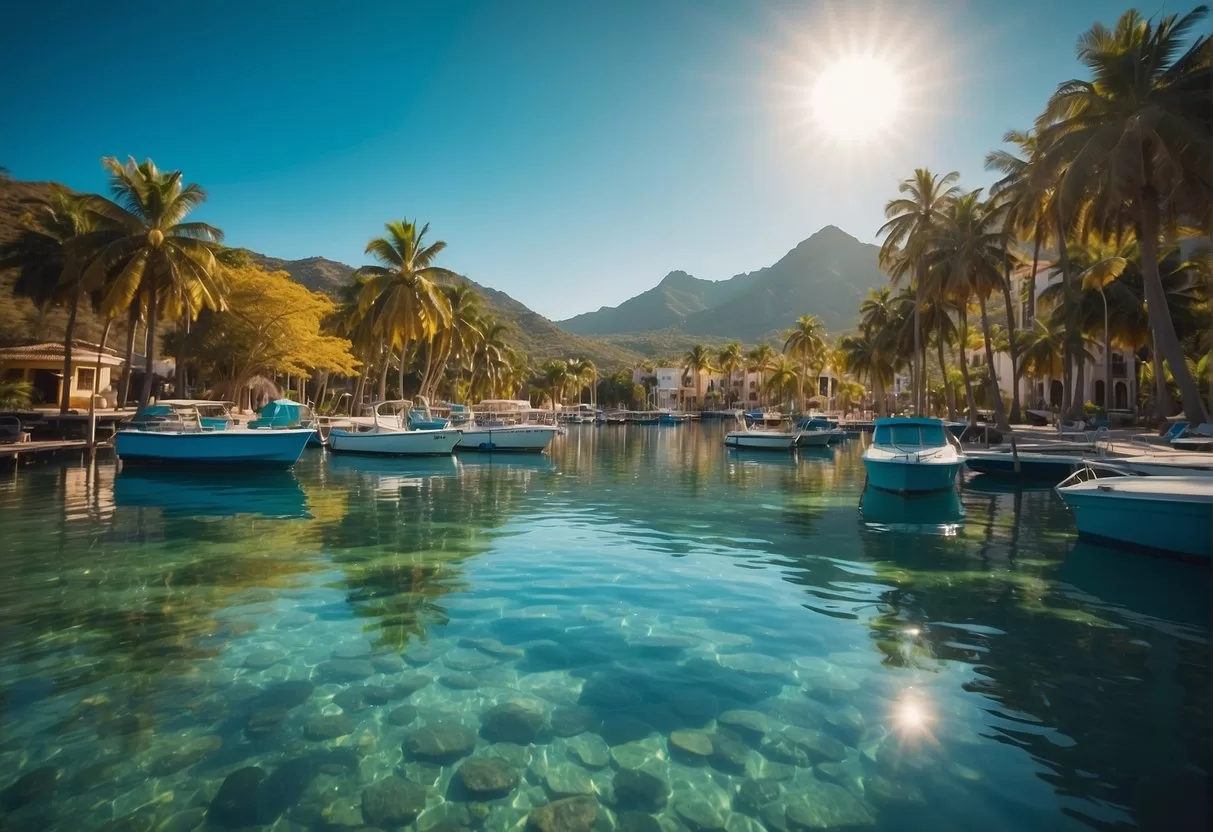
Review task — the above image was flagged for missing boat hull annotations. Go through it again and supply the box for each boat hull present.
[863,457,963,494]
[456,425,560,453]
[796,431,833,448]
[329,428,461,456]
[1060,490,1212,559]
[725,432,797,451]
[115,428,313,468]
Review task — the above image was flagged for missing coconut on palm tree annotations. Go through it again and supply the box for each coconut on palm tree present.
[1033,6,1211,423]
[877,168,961,416]
[79,157,225,409]
[354,220,455,403]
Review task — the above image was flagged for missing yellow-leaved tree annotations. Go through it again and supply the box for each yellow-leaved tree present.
[192,266,358,410]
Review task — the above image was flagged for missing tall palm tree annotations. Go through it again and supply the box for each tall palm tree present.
[877,168,962,415]
[0,189,93,413]
[79,157,225,409]
[839,330,894,417]
[763,355,800,412]
[568,358,596,405]
[929,190,1012,430]
[782,314,826,413]
[717,342,744,407]
[1034,6,1211,423]
[354,220,455,402]
[746,344,776,406]
[421,283,481,398]
[682,345,715,410]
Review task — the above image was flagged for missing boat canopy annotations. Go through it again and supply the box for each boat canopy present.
[250,399,308,428]
[873,417,948,448]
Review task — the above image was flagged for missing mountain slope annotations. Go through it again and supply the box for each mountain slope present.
[247,252,639,369]
[560,270,732,335]
[559,226,886,340]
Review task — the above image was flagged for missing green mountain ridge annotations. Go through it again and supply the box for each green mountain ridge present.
[560,225,885,340]
[246,252,641,370]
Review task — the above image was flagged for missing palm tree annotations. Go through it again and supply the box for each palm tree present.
[717,342,744,407]
[421,283,481,399]
[763,356,800,411]
[468,318,513,401]
[839,330,894,416]
[782,314,826,413]
[746,344,776,406]
[568,358,596,405]
[929,191,1012,430]
[1034,6,1211,423]
[536,360,571,410]
[919,293,959,420]
[354,220,455,402]
[80,157,225,409]
[877,168,962,415]
[682,345,715,410]
[0,188,92,413]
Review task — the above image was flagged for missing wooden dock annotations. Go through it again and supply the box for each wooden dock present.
[0,439,108,462]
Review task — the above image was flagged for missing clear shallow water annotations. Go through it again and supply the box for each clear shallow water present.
[0,424,1208,832]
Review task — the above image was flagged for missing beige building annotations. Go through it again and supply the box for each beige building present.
[0,341,125,409]
[639,365,839,411]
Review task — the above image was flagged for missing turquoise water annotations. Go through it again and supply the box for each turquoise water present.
[0,424,1208,832]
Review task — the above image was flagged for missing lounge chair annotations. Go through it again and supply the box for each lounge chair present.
[0,416,24,444]
[1171,422,1213,452]
[1057,419,1091,441]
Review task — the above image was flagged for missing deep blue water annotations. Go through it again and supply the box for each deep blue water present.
[0,424,1208,832]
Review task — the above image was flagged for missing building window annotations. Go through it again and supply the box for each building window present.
[748,392,757,401]
[77,368,96,392]
[749,381,756,390]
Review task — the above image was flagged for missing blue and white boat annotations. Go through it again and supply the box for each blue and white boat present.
[329,400,461,456]
[1056,468,1213,560]
[116,400,313,468]
[406,396,452,431]
[862,417,966,494]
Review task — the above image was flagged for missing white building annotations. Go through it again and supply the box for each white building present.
[639,365,839,411]
[972,264,1136,412]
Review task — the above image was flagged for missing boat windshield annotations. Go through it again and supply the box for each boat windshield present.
[874,423,947,448]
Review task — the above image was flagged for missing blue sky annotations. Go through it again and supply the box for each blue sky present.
[0,0,1159,319]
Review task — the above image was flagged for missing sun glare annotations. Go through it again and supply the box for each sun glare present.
[811,54,901,142]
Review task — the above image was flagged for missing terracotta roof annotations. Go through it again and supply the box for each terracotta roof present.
[0,341,125,366]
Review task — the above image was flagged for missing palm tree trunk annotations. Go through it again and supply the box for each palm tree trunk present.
[399,344,408,400]
[376,339,389,401]
[1137,194,1208,423]
[936,318,957,421]
[1073,352,1086,418]
[138,280,159,410]
[118,302,139,407]
[958,307,978,423]
[1151,336,1170,421]
[1000,253,1020,423]
[913,260,923,415]
[872,377,886,418]
[979,295,1010,431]
[1054,204,1080,419]
[175,319,188,397]
[59,287,81,415]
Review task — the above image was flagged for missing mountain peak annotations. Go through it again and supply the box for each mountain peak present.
[801,225,859,247]
[657,270,699,288]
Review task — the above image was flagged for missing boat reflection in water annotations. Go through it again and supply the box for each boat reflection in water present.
[323,453,461,494]
[1060,540,1209,632]
[859,484,964,534]
[113,467,310,519]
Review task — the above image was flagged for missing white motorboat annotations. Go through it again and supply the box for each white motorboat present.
[1056,467,1213,559]
[1087,452,1213,478]
[328,400,461,456]
[862,417,966,494]
[795,430,834,448]
[724,415,799,451]
[450,400,562,453]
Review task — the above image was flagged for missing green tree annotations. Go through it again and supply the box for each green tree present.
[877,168,961,416]
[0,188,93,413]
[682,344,715,409]
[80,157,225,409]
[1034,6,1211,422]
[354,220,455,402]
[782,314,826,413]
[717,342,744,407]
[929,191,1012,430]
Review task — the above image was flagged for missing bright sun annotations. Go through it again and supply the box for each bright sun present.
[812,54,902,142]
